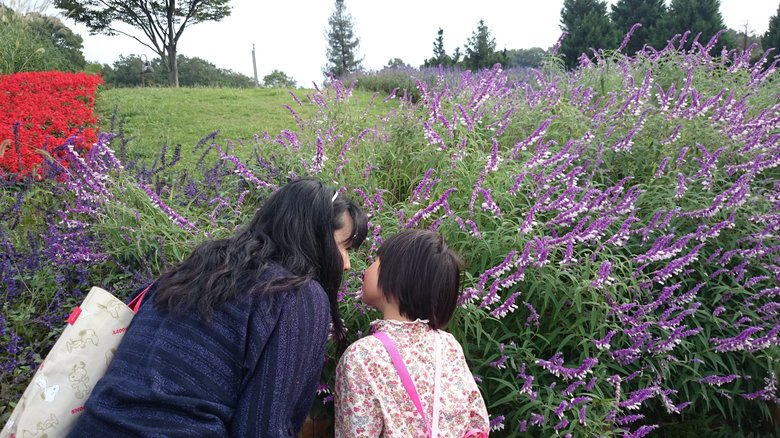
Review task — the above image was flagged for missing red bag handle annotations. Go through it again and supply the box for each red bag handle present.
[127,283,153,313]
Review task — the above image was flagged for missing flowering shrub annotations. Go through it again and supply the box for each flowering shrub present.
[2,30,779,435]
[0,71,103,179]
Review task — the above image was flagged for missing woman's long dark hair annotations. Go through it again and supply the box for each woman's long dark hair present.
[153,178,368,348]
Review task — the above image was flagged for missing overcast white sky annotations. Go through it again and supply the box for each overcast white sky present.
[51,0,780,86]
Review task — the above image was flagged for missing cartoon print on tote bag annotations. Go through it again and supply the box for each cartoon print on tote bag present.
[68,362,91,399]
[21,414,58,438]
[65,329,99,352]
[33,375,59,403]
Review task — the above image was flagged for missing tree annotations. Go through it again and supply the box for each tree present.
[323,0,362,78]
[463,19,503,71]
[262,70,297,88]
[653,0,734,54]
[610,0,667,54]
[559,0,618,69]
[763,2,780,56]
[423,28,454,67]
[505,47,548,68]
[53,0,231,87]
[384,58,408,69]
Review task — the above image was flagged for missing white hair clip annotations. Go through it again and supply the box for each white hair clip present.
[332,191,339,202]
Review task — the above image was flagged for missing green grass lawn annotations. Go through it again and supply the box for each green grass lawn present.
[95,87,386,163]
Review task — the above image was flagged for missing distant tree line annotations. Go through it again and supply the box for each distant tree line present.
[4,0,780,83]
[95,54,255,88]
[557,0,777,69]
[325,0,780,76]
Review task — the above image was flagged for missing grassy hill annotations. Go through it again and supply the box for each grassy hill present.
[94,87,386,164]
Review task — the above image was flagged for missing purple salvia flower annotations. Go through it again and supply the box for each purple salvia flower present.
[137,183,198,232]
[511,116,557,159]
[553,418,570,432]
[456,104,474,132]
[741,371,777,401]
[699,374,740,386]
[524,302,540,328]
[551,32,568,55]
[615,414,644,425]
[489,355,508,369]
[536,354,598,381]
[410,169,435,204]
[619,386,658,410]
[675,145,689,167]
[591,261,614,289]
[404,188,456,229]
[490,292,521,319]
[282,104,304,131]
[675,173,687,199]
[744,275,770,288]
[310,135,327,173]
[219,151,277,191]
[489,415,505,432]
[478,250,518,289]
[628,425,659,438]
[553,400,569,418]
[710,326,763,352]
[618,23,642,52]
[655,157,670,177]
[484,138,501,173]
[593,330,616,350]
[561,381,585,397]
[480,188,501,216]
[652,243,704,284]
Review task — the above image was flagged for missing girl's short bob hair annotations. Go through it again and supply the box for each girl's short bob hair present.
[376,230,463,330]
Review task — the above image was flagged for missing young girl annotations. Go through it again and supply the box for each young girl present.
[335,229,489,437]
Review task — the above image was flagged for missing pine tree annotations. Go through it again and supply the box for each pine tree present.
[424,28,453,67]
[653,0,733,53]
[323,0,362,78]
[463,19,500,71]
[559,0,618,69]
[763,2,780,56]
[610,0,667,54]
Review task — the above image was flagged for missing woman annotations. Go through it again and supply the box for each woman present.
[68,178,368,437]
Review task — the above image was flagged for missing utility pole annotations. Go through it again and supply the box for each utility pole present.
[252,44,259,87]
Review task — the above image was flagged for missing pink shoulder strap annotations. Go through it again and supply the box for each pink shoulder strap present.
[373,332,431,434]
[374,331,484,438]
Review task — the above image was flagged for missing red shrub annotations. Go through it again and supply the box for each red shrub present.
[0,72,104,179]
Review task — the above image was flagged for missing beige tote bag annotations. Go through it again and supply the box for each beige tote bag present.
[1,285,149,438]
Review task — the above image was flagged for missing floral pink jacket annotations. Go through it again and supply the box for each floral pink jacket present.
[335,319,489,437]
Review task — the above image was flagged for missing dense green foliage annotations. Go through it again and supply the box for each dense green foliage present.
[559,0,619,69]
[262,69,297,88]
[0,5,85,73]
[654,0,734,53]
[98,54,255,88]
[763,2,780,56]
[610,0,667,54]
